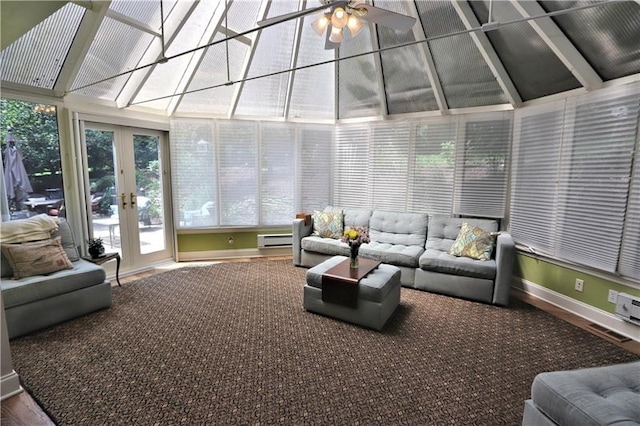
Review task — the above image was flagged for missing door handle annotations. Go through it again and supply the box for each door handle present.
[120,193,127,209]
[130,192,136,207]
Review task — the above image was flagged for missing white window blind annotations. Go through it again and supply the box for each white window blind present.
[454,112,512,218]
[334,124,371,208]
[169,118,217,227]
[510,102,564,254]
[556,87,640,272]
[217,121,258,226]
[620,142,640,279]
[260,123,295,225]
[409,118,457,214]
[298,126,333,213]
[370,122,410,210]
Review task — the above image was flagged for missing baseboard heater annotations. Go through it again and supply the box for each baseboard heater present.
[257,233,293,249]
[616,293,640,327]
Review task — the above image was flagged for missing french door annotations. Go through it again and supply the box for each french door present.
[83,123,173,271]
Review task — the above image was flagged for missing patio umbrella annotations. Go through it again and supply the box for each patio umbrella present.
[3,130,33,209]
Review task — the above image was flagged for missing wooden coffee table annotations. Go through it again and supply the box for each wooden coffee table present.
[321,257,381,308]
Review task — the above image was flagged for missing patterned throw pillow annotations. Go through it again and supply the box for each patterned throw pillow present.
[449,222,496,261]
[1,237,73,279]
[312,210,344,239]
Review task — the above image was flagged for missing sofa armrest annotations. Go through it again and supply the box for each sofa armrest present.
[492,232,515,306]
[292,218,313,266]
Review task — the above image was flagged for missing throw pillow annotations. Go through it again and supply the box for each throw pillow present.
[1,237,73,279]
[449,222,496,261]
[312,210,344,239]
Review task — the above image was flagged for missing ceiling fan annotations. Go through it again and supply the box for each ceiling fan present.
[257,0,417,50]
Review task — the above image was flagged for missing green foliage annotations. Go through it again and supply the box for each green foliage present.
[98,187,114,217]
[94,175,115,193]
[0,98,63,191]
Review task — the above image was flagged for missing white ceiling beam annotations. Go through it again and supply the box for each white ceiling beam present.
[53,1,111,96]
[405,1,448,114]
[510,0,603,91]
[228,0,273,118]
[105,9,161,37]
[116,0,199,108]
[284,0,307,119]
[451,1,522,107]
[368,22,389,117]
[166,0,235,116]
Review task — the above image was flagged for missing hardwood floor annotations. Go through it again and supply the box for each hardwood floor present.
[2,258,638,425]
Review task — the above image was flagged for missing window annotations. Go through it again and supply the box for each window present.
[261,124,295,226]
[1,99,64,221]
[410,118,457,214]
[335,114,511,217]
[510,84,640,280]
[170,118,332,228]
[454,112,512,218]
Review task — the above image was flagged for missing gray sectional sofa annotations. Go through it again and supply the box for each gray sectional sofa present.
[1,218,112,339]
[293,207,514,306]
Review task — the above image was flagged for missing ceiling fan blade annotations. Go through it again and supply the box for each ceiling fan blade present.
[352,3,416,31]
[257,1,348,28]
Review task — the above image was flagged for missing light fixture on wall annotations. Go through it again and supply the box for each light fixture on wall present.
[311,5,366,43]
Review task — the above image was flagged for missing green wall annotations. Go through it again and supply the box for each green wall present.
[178,229,290,252]
[515,253,640,314]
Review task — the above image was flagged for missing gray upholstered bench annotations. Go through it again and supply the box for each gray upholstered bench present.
[303,255,401,330]
[522,361,640,426]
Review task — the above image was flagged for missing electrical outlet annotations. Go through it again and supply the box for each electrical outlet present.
[227,236,235,245]
[608,289,618,304]
[574,278,584,292]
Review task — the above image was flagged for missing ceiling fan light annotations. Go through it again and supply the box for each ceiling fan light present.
[331,7,349,29]
[329,26,344,43]
[347,15,364,36]
[311,13,330,36]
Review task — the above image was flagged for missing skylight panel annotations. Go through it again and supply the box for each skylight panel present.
[338,25,382,119]
[109,0,177,28]
[469,1,580,101]
[540,0,640,80]
[288,14,335,119]
[0,3,84,89]
[235,0,299,117]
[71,17,156,99]
[179,37,248,114]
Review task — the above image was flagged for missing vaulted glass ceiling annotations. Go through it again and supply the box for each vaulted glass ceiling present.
[2,0,640,119]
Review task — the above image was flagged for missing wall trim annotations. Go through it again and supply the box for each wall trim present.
[177,248,292,261]
[513,277,640,342]
[1,370,23,401]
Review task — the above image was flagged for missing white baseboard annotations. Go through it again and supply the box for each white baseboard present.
[1,370,23,401]
[177,247,292,262]
[513,278,640,343]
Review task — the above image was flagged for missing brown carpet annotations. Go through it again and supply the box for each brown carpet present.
[9,260,639,425]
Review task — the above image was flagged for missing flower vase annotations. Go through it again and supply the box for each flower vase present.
[350,244,360,269]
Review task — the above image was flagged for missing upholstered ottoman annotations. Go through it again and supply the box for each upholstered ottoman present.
[303,255,401,330]
[522,361,640,426]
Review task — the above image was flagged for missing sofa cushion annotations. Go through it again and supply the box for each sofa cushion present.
[1,259,107,309]
[344,209,373,228]
[360,241,423,268]
[426,216,499,252]
[1,237,73,279]
[312,210,343,239]
[530,361,640,426]
[51,219,80,261]
[301,236,350,257]
[369,211,428,247]
[449,222,496,261]
[419,249,496,279]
